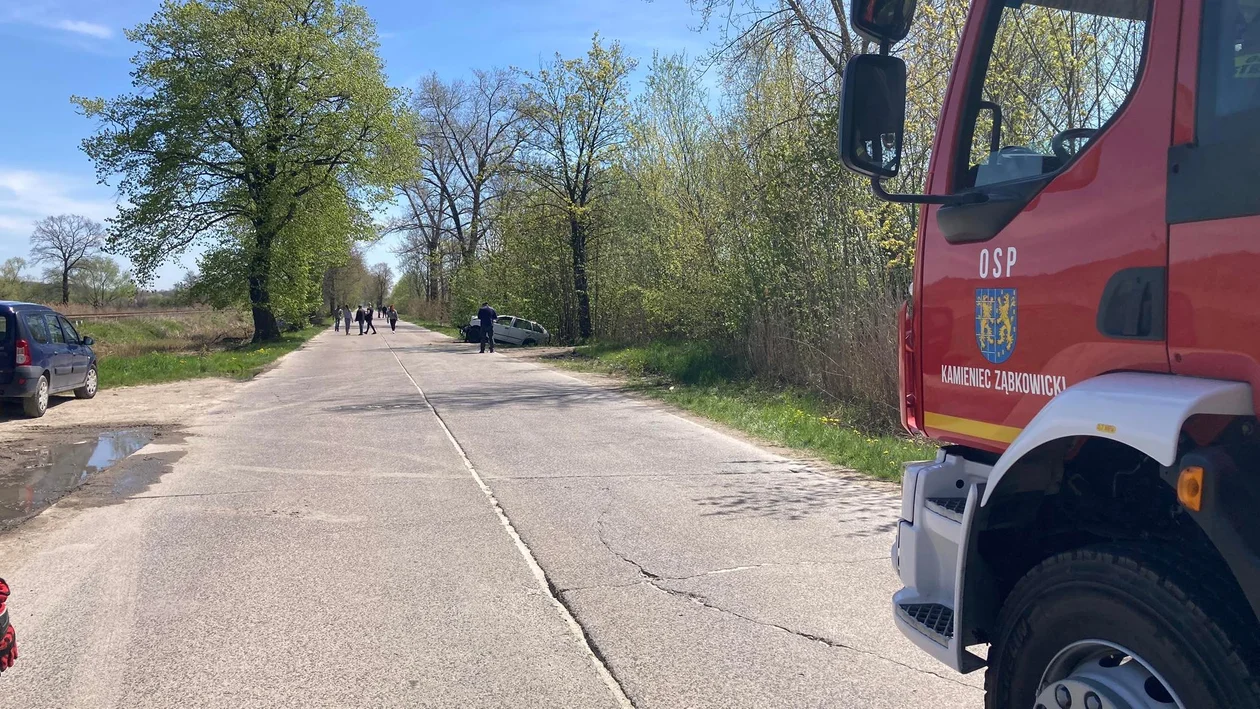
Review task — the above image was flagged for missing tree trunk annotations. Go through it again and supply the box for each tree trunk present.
[61,268,70,305]
[570,216,592,341]
[427,241,440,302]
[248,230,281,343]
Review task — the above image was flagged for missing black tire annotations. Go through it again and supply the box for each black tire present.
[22,375,48,418]
[74,365,98,399]
[986,543,1260,709]
[523,339,536,347]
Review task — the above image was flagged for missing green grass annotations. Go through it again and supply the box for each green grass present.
[96,326,321,389]
[76,310,251,359]
[400,316,463,340]
[550,342,934,481]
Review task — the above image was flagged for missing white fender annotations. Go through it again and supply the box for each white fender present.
[979,372,1254,507]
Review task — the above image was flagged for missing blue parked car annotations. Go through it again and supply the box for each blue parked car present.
[0,302,98,418]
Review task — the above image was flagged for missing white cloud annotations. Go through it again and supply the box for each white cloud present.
[0,5,112,41]
[51,19,111,39]
[0,167,198,288]
[0,167,119,267]
[0,168,118,228]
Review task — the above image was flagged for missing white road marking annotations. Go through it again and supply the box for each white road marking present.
[384,336,635,709]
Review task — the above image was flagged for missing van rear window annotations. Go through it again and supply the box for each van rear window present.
[0,315,9,344]
[24,314,49,344]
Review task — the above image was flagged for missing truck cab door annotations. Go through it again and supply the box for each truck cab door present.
[1166,0,1260,413]
[916,0,1177,451]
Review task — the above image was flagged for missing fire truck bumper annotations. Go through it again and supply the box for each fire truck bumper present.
[890,450,989,674]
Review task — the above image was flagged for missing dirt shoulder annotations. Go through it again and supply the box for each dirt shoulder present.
[0,377,237,446]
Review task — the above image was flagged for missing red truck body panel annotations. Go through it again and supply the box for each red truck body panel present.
[1169,216,1260,414]
[909,0,1199,452]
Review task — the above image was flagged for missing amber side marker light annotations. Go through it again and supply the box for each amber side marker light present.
[1178,466,1204,512]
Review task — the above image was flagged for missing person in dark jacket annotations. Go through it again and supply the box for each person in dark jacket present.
[477,302,497,353]
[355,306,365,335]
[364,305,378,334]
[388,306,398,332]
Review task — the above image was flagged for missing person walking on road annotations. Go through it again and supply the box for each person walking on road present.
[365,305,378,335]
[478,301,497,353]
[355,306,365,335]
[334,306,343,332]
[343,306,353,335]
[388,306,398,332]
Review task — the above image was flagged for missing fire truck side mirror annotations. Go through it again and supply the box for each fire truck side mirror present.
[851,0,917,44]
[839,54,907,180]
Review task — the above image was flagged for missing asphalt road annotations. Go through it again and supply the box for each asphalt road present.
[0,322,984,707]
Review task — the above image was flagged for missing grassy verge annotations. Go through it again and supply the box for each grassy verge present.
[75,310,252,358]
[400,316,463,340]
[548,341,934,481]
[77,312,321,389]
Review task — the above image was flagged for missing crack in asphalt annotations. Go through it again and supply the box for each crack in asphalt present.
[641,580,980,690]
[591,501,979,691]
[385,336,637,709]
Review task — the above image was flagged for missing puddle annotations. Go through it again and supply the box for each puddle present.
[0,429,154,526]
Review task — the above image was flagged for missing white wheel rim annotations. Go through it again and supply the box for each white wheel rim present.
[1037,640,1186,709]
[37,379,48,410]
[86,370,97,395]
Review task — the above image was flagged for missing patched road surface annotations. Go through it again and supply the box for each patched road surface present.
[0,323,983,707]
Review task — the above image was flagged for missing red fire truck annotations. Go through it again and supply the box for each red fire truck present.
[839,0,1260,704]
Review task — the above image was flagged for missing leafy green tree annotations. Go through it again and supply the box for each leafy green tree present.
[72,256,138,308]
[521,35,636,340]
[0,257,28,301]
[75,0,414,341]
[322,246,369,313]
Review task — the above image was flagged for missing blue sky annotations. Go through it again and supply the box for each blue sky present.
[0,0,715,287]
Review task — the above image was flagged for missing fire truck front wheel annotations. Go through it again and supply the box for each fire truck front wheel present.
[985,543,1260,709]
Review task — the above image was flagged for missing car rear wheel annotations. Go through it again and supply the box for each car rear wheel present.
[74,365,98,399]
[523,338,536,346]
[985,543,1260,709]
[22,375,48,418]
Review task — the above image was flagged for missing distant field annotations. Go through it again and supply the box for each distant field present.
[75,310,252,359]
[73,310,318,389]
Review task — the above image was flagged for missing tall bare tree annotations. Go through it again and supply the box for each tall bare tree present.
[392,177,451,303]
[688,0,862,76]
[414,68,529,264]
[29,214,104,304]
[369,262,393,306]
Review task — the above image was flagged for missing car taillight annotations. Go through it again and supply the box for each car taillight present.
[14,339,30,366]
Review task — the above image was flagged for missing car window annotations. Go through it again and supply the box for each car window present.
[496,316,513,325]
[24,313,50,344]
[0,315,9,345]
[58,317,81,344]
[533,322,546,333]
[46,315,66,344]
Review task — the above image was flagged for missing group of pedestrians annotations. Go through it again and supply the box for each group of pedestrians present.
[334,304,398,335]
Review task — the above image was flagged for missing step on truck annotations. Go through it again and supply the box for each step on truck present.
[838,0,1260,705]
